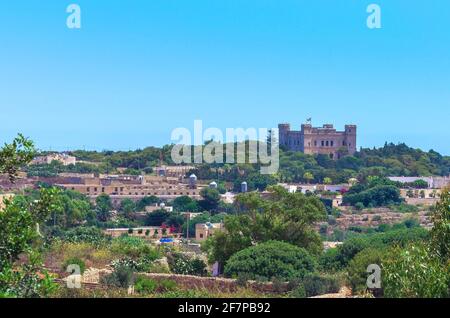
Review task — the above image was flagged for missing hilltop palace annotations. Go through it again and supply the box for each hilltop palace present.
[278,120,357,159]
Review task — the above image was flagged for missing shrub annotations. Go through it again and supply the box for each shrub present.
[391,203,419,213]
[319,248,341,272]
[372,215,382,222]
[236,272,252,287]
[344,185,403,208]
[101,265,135,288]
[403,218,420,228]
[59,226,109,246]
[290,285,306,298]
[134,276,157,294]
[383,244,449,298]
[319,224,328,235]
[302,273,340,297]
[158,279,177,292]
[224,241,317,281]
[111,258,140,271]
[271,277,286,293]
[327,215,337,226]
[346,248,384,294]
[110,236,158,259]
[190,258,208,276]
[90,248,115,265]
[167,253,207,276]
[327,227,430,270]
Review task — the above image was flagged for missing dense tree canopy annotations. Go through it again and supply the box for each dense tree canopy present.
[203,186,327,269]
[26,142,450,189]
[0,135,60,297]
[224,241,317,281]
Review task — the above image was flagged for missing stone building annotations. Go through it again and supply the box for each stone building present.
[55,175,203,201]
[278,122,357,159]
[104,226,173,239]
[195,222,224,242]
[31,153,76,166]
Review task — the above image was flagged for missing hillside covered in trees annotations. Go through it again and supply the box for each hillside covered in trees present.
[28,143,450,189]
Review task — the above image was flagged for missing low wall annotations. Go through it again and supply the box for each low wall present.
[56,273,289,294]
[138,273,288,293]
[405,197,438,206]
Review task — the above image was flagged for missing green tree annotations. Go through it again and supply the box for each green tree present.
[203,186,326,267]
[95,194,113,222]
[199,188,221,212]
[51,190,92,227]
[381,191,450,298]
[136,196,159,211]
[120,198,136,219]
[0,136,59,297]
[0,134,35,182]
[303,172,314,184]
[383,244,449,298]
[145,210,170,226]
[172,196,199,212]
[224,241,317,281]
[430,188,449,260]
[344,184,403,208]
[346,248,384,294]
[165,213,185,229]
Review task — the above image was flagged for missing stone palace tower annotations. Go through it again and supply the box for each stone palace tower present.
[278,121,357,159]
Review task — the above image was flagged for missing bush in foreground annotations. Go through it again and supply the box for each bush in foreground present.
[224,241,317,281]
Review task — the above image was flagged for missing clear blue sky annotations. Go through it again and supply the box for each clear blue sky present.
[1,0,449,154]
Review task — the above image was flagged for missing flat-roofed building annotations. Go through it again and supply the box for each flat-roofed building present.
[55,175,204,200]
[31,153,76,166]
[105,226,173,239]
[195,222,224,242]
[389,176,450,189]
[155,165,195,178]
